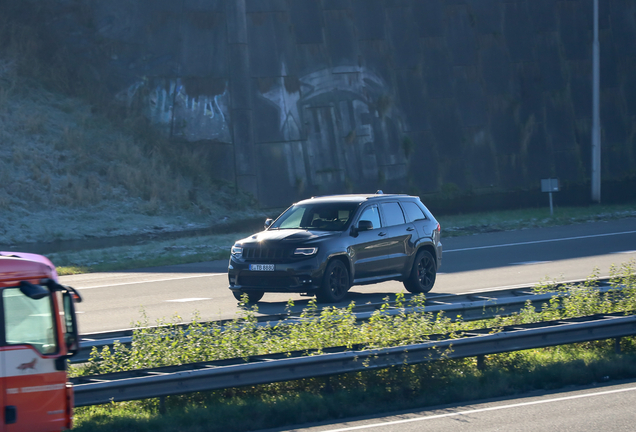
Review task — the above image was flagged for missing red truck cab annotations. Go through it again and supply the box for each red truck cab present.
[0,253,81,431]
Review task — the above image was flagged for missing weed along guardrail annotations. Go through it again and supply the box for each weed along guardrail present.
[71,312,636,407]
[74,278,617,363]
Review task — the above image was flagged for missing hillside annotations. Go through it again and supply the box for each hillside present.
[0,56,262,246]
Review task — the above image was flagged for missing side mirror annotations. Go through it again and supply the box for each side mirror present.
[62,292,80,355]
[264,218,274,229]
[42,279,83,303]
[19,281,50,300]
[357,220,373,232]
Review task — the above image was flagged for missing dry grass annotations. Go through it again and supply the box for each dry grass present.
[0,19,261,245]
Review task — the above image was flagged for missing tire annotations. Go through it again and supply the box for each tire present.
[316,259,350,303]
[232,290,264,303]
[403,250,436,294]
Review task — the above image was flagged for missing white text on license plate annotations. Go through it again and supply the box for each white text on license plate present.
[250,264,275,271]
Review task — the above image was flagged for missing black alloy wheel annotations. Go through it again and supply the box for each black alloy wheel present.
[404,250,436,294]
[316,259,350,303]
[233,290,265,304]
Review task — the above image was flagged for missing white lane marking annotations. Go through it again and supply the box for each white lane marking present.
[510,261,551,265]
[166,298,211,303]
[616,250,636,254]
[73,273,226,290]
[467,286,531,293]
[320,385,636,432]
[444,230,636,253]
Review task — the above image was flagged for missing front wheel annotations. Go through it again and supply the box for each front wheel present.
[403,250,436,294]
[232,290,265,303]
[316,260,350,303]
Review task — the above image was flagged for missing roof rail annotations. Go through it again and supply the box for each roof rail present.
[365,193,409,200]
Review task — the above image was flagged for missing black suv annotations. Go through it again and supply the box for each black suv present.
[228,193,442,303]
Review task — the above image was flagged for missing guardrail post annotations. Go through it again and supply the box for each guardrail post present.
[615,338,621,354]
[477,355,485,370]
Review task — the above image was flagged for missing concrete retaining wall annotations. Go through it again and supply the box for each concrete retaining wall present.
[22,0,636,208]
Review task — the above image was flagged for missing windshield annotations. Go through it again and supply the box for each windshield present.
[3,287,58,355]
[271,202,359,231]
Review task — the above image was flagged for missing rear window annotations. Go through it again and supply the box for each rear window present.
[401,201,427,222]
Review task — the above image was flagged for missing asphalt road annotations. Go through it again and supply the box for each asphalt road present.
[61,218,636,334]
[280,380,636,432]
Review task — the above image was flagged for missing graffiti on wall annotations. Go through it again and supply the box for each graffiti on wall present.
[117,78,232,143]
[257,65,407,192]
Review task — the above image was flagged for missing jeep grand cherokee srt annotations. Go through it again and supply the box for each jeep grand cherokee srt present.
[228,193,442,303]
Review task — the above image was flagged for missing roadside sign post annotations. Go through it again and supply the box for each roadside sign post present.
[541,178,560,216]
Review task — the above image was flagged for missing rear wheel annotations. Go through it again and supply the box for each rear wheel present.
[403,250,436,294]
[232,290,264,303]
[316,260,350,303]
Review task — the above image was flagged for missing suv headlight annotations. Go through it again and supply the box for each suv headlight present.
[231,245,243,257]
[294,247,318,256]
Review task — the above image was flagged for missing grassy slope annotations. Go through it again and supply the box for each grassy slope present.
[0,57,264,246]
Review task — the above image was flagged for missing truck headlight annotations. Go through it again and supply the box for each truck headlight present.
[231,245,243,257]
[294,247,318,256]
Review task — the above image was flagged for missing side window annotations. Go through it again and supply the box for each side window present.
[2,288,58,355]
[380,202,406,226]
[401,201,427,222]
[358,206,381,229]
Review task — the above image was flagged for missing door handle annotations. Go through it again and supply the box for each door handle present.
[406,226,415,231]
[378,231,387,237]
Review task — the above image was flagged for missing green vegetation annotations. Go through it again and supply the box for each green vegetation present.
[52,232,249,275]
[74,347,636,432]
[440,203,636,237]
[72,261,636,431]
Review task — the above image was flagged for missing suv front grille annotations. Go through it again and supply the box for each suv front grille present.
[242,247,291,263]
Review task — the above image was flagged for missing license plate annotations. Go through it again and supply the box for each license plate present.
[249,264,275,271]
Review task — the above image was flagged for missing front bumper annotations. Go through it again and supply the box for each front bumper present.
[228,256,324,293]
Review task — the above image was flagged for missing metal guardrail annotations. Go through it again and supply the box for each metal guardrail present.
[72,312,636,407]
[74,279,616,363]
